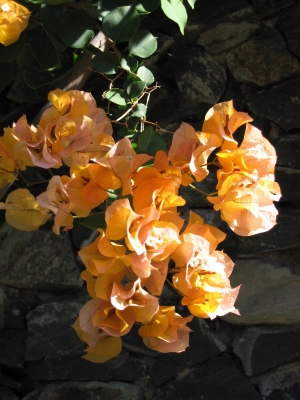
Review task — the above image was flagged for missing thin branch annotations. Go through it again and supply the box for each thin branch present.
[189,184,218,197]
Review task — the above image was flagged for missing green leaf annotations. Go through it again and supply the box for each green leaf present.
[117,127,133,137]
[0,61,14,92]
[187,0,197,8]
[137,66,154,85]
[0,36,24,62]
[26,32,60,71]
[80,212,106,230]
[131,103,147,118]
[58,9,95,49]
[129,30,157,58]
[24,55,74,88]
[40,4,67,53]
[161,0,187,35]
[84,44,101,55]
[95,0,131,19]
[126,81,145,99]
[17,45,34,69]
[104,88,129,105]
[120,55,138,72]
[132,0,160,14]
[25,0,71,3]
[128,116,141,130]
[92,51,120,75]
[102,6,140,43]
[137,126,166,156]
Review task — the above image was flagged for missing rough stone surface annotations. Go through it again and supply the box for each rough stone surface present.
[26,348,148,381]
[275,134,300,169]
[25,294,89,361]
[1,286,37,330]
[253,0,296,18]
[0,223,83,293]
[0,285,5,329]
[0,1,299,399]
[275,166,300,203]
[0,329,27,368]
[189,0,255,27]
[252,363,300,400]
[233,326,300,376]
[151,356,261,400]
[226,28,300,87]
[246,76,300,131]
[178,170,217,208]
[277,5,300,59]
[196,7,261,55]
[0,387,19,400]
[222,256,300,325]
[236,208,300,255]
[37,381,144,400]
[148,318,226,388]
[169,42,227,106]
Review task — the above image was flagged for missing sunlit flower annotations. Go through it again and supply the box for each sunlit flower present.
[138,306,193,353]
[0,0,30,46]
[0,188,50,231]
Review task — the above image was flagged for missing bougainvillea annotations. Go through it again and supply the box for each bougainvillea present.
[0,0,30,46]
[0,89,281,362]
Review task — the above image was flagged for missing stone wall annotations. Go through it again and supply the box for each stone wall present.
[1,0,300,399]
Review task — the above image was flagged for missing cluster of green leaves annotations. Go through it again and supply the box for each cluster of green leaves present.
[1,0,196,149]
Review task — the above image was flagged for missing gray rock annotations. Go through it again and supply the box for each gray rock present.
[26,347,148,381]
[246,76,300,131]
[149,318,226,388]
[0,329,27,368]
[22,390,40,400]
[179,170,217,208]
[1,285,38,330]
[252,362,300,399]
[233,326,300,376]
[25,294,89,361]
[275,166,300,203]
[196,7,261,55]
[37,381,143,400]
[169,42,227,106]
[253,0,296,18]
[0,285,5,329]
[222,256,300,325]
[151,356,261,400]
[236,208,300,256]
[226,28,300,87]
[0,387,19,400]
[190,0,254,27]
[0,223,83,293]
[277,5,300,59]
[275,134,300,169]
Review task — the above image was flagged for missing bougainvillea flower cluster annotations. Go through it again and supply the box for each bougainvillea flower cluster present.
[0,0,30,46]
[0,91,281,362]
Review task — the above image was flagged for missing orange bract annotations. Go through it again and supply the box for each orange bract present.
[0,0,30,46]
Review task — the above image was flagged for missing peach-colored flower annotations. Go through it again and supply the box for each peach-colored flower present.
[80,298,135,338]
[138,306,193,353]
[208,124,281,236]
[78,229,126,276]
[168,122,215,183]
[36,175,91,235]
[132,167,185,213]
[97,137,152,195]
[73,314,122,363]
[202,100,253,151]
[65,162,121,212]
[0,188,50,231]
[0,0,31,46]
